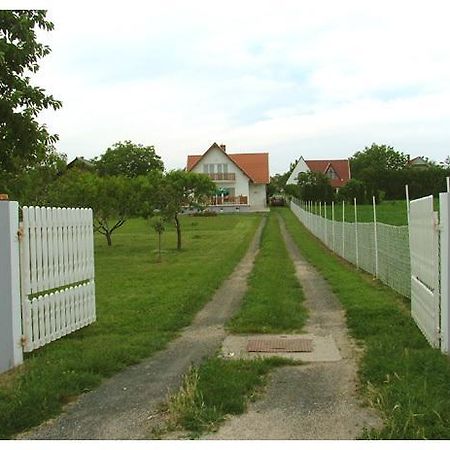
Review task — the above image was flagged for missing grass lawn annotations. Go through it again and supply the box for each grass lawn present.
[302,198,441,226]
[279,207,450,439]
[0,213,261,439]
[164,357,292,437]
[303,199,409,226]
[228,210,307,333]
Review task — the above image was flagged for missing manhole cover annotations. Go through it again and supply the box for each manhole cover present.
[246,337,313,353]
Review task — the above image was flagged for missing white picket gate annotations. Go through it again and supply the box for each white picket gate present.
[408,196,440,347]
[20,206,96,352]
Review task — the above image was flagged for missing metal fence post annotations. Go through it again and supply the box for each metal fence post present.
[0,197,23,374]
[440,192,450,354]
[324,202,328,247]
[342,201,345,258]
[373,195,379,278]
[332,201,335,252]
[354,197,359,269]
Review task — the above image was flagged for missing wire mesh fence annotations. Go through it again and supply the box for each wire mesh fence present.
[290,198,411,298]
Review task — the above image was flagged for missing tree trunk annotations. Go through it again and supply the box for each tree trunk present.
[157,232,162,262]
[106,232,112,246]
[175,214,181,250]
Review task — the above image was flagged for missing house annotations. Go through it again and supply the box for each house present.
[186,143,269,212]
[286,156,351,190]
[406,156,430,169]
[66,157,95,171]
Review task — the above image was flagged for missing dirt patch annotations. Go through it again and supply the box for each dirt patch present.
[201,215,382,439]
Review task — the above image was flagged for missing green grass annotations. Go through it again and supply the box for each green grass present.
[0,214,261,439]
[303,199,409,225]
[279,207,450,439]
[164,356,293,436]
[302,198,440,226]
[228,211,307,333]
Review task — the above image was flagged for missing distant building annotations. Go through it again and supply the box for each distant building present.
[186,142,269,212]
[406,156,430,169]
[286,156,351,190]
[66,157,95,171]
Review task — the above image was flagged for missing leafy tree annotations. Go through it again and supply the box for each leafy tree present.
[6,147,66,204]
[154,171,215,250]
[151,216,165,263]
[336,179,368,204]
[296,172,334,202]
[0,10,62,193]
[47,171,140,246]
[350,144,408,200]
[95,140,164,177]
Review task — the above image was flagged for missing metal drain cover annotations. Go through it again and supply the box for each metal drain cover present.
[246,337,313,353]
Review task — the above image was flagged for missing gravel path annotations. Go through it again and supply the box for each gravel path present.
[202,214,382,440]
[18,218,265,440]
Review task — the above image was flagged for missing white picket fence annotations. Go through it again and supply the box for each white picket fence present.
[20,206,96,352]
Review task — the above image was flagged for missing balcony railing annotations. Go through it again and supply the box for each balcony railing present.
[207,172,236,181]
[210,195,248,205]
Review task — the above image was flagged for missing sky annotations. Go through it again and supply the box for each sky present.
[6,0,450,174]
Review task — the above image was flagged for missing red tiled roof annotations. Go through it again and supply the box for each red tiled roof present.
[186,144,269,184]
[305,159,351,188]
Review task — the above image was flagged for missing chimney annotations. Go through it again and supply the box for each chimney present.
[220,144,226,152]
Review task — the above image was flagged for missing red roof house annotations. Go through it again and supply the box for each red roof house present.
[286,156,351,189]
[186,143,269,210]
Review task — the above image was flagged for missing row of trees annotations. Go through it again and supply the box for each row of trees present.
[276,144,450,204]
[43,143,215,249]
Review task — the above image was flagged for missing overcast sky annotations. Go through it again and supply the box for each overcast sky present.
[8,0,450,174]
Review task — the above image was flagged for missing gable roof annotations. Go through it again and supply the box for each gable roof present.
[304,159,351,188]
[186,143,269,184]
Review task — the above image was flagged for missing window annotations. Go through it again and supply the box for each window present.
[203,164,215,174]
[326,167,338,180]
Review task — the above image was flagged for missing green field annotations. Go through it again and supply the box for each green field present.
[298,198,442,226]
[0,214,260,439]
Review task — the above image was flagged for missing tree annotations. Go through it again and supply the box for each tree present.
[350,144,408,200]
[336,179,368,204]
[155,171,215,250]
[5,147,66,204]
[47,171,140,246]
[296,172,334,202]
[151,216,165,263]
[95,140,164,177]
[0,10,62,193]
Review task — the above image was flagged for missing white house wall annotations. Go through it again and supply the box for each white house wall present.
[190,147,250,199]
[286,156,310,185]
[249,183,267,208]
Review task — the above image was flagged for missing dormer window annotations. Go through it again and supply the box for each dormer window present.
[326,166,339,180]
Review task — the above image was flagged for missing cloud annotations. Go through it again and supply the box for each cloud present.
[19,0,450,173]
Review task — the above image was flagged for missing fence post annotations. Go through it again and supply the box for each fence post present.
[405,184,410,225]
[332,201,335,252]
[373,195,379,278]
[342,201,345,258]
[440,192,450,354]
[324,202,328,247]
[354,197,359,269]
[319,202,322,240]
[0,197,23,374]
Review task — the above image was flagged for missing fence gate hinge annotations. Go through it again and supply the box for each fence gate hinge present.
[17,224,24,241]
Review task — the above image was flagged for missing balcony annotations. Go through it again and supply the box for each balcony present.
[207,172,236,181]
[210,195,248,205]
